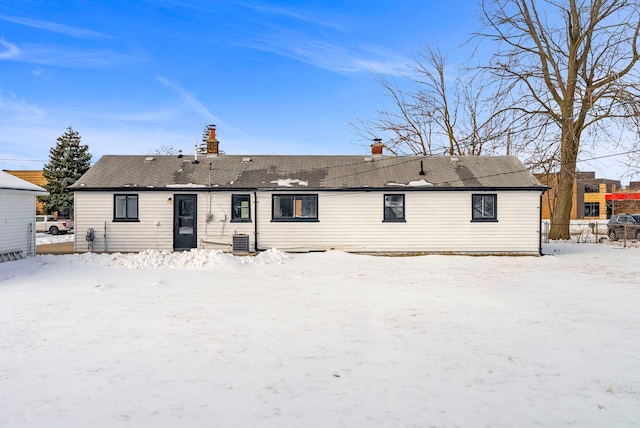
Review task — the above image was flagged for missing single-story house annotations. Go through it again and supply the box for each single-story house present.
[70,137,548,255]
[0,170,48,261]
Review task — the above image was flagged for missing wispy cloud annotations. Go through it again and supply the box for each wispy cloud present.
[143,1,405,76]
[240,31,408,76]
[352,58,410,76]
[0,16,133,68]
[142,0,219,14]
[0,91,45,118]
[240,3,347,31]
[5,43,140,68]
[0,38,20,59]
[0,14,111,39]
[88,108,183,123]
[156,76,220,122]
[229,4,407,76]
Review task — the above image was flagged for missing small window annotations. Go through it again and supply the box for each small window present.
[472,194,497,222]
[114,194,139,221]
[383,194,405,222]
[584,184,600,193]
[272,194,318,221]
[231,194,251,222]
[584,202,600,217]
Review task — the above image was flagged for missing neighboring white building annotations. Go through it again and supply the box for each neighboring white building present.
[0,170,48,260]
[70,139,548,255]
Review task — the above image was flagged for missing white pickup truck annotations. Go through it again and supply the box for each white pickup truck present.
[36,215,74,235]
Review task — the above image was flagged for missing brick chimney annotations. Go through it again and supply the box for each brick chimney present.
[203,124,219,156]
[371,138,384,156]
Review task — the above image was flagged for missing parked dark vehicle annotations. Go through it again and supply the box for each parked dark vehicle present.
[607,214,640,241]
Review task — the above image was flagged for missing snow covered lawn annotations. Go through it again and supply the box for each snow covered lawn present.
[1,242,639,427]
[36,232,74,246]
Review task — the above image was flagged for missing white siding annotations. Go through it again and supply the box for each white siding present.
[0,190,37,256]
[197,192,255,251]
[74,189,543,255]
[74,191,251,252]
[255,190,543,255]
[74,191,174,252]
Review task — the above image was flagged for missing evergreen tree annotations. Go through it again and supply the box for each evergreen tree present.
[41,126,92,217]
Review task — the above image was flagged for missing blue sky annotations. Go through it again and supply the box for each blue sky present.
[0,1,633,182]
[0,0,480,170]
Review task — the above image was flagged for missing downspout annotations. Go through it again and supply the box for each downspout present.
[254,190,259,252]
[539,191,544,256]
[28,222,33,256]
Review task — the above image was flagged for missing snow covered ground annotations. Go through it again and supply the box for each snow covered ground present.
[1,242,639,427]
[36,232,75,245]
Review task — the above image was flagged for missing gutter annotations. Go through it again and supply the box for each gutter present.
[539,186,550,256]
[69,185,550,192]
[254,190,260,251]
[539,192,544,256]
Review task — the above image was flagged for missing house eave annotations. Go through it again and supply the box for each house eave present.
[70,185,548,192]
[1,187,48,195]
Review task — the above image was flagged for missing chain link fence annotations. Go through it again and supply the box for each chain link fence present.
[541,220,640,247]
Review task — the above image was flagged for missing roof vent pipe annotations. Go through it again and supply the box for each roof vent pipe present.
[192,140,200,164]
[419,160,425,176]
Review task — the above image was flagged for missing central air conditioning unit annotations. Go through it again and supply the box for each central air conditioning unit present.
[232,234,250,254]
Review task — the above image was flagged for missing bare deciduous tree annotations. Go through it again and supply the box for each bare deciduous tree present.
[627,146,640,177]
[152,145,180,155]
[479,0,640,239]
[352,47,508,157]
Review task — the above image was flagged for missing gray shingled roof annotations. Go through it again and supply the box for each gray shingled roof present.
[70,155,544,191]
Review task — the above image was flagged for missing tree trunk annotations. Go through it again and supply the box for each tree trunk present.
[549,167,574,240]
[549,128,579,240]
